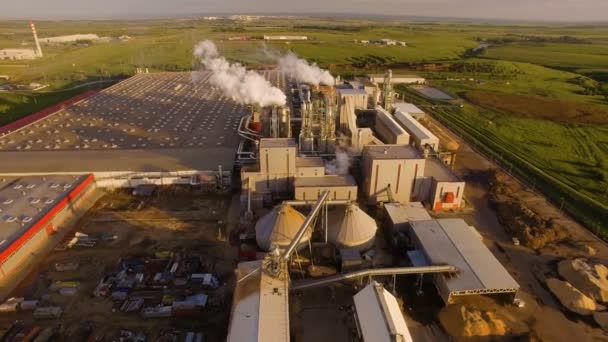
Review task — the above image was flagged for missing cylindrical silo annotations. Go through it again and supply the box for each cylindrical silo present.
[255,204,309,251]
[328,203,377,251]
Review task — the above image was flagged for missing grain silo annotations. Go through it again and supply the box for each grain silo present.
[328,203,377,251]
[255,204,309,251]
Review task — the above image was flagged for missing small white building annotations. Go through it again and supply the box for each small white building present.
[263,35,308,41]
[394,102,426,120]
[353,281,413,342]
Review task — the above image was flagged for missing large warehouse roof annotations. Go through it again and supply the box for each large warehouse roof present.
[0,70,288,174]
[0,147,235,174]
[409,219,519,303]
[354,281,413,342]
[227,260,290,342]
[0,175,90,249]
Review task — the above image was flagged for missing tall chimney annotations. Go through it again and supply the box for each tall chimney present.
[30,21,43,57]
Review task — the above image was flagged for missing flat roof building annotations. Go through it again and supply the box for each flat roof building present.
[294,175,357,201]
[0,175,97,283]
[421,158,465,211]
[353,281,413,342]
[374,106,410,145]
[409,219,519,304]
[227,260,290,342]
[362,145,426,204]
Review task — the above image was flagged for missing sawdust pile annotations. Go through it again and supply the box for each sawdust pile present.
[546,278,605,315]
[558,259,608,303]
[489,170,568,249]
[440,306,506,338]
[593,311,608,331]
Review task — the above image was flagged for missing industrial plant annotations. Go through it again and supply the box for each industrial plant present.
[0,39,521,341]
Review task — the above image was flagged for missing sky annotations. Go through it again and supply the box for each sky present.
[1,0,608,22]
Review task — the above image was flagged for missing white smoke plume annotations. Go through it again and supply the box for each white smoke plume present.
[193,40,286,107]
[325,149,354,175]
[278,52,334,86]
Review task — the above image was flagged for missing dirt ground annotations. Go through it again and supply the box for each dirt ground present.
[428,116,608,341]
[0,188,239,341]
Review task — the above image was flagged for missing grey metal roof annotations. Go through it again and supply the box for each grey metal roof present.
[423,158,460,182]
[0,175,89,250]
[384,202,432,227]
[0,147,235,174]
[410,219,519,297]
[394,102,425,115]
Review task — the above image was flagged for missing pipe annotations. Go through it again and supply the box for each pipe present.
[291,265,457,291]
[282,190,330,261]
[283,199,350,206]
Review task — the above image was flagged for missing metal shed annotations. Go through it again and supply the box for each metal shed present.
[227,260,290,342]
[394,110,439,151]
[353,281,413,342]
[384,202,431,233]
[374,106,410,145]
[409,219,519,304]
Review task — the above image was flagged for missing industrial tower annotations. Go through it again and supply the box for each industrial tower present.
[30,22,43,57]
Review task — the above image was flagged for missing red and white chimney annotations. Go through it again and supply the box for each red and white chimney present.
[30,21,43,57]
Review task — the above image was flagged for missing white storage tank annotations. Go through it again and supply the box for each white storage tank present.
[255,204,309,251]
[328,203,377,251]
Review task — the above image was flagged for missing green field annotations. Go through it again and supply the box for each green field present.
[0,17,607,233]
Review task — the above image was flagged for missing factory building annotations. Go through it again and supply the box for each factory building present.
[362,145,426,205]
[394,110,439,151]
[0,175,97,280]
[294,175,357,201]
[295,157,325,177]
[421,158,465,211]
[394,102,426,120]
[353,281,413,342]
[374,106,410,145]
[227,260,290,342]
[241,138,298,205]
[0,49,38,60]
[336,88,368,134]
[408,219,519,304]
[367,74,426,85]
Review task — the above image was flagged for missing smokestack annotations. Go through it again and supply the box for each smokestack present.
[30,21,43,57]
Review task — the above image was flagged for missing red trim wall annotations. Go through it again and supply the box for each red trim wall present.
[0,90,100,135]
[0,174,95,264]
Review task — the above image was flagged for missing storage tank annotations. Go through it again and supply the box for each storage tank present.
[328,203,377,251]
[255,204,309,251]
